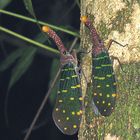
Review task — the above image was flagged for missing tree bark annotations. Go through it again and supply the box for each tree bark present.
[79,0,140,140]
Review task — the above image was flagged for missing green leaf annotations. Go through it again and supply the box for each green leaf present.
[0,48,25,71]
[4,29,51,90]
[75,0,80,8]
[0,0,12,9]
[0,9,80,37]
[8,47,36,90]
[23,0,51,44]
[23,0,35,17]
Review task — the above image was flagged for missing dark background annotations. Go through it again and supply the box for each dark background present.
[0,0,80,139]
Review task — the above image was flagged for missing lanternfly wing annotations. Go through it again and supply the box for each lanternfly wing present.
[92,51,117,116]
[53,62,82,135]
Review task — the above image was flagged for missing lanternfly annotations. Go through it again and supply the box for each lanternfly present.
[81,16,124,116]
[42,26,83,135]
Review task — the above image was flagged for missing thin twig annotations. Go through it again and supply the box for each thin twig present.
[23,69,60,140]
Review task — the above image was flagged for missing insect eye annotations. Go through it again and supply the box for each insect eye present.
[63,51,67,55]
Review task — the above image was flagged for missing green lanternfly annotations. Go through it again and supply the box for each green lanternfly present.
[42,26,83,135]
[81,16,125,116]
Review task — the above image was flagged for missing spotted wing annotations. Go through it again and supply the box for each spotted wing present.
[53,63,82,135]
[92,52,117,116]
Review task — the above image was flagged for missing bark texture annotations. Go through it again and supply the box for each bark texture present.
[79,0,140,140]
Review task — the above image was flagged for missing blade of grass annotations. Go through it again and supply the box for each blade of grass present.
[0,9,80,37]
[23,0,34,17]
[0,26,59,54]
[0,0,12,9]
[0,48,25,71]
[8,47,36,90]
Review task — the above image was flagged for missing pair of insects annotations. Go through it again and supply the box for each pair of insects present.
[24,16,122,140]
[41,16,119,135]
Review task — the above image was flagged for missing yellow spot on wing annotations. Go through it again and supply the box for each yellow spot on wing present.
[94,93,97,96]
[79,110,83,114]
[94,56,109,60]
[79,97,83,101]
[66,117,69,120]
[60,79,65,81]
[62,90,68,93]
[97,85,101,88]
[107,94,110,97]
[71,86,76,89]
[77,110,82,115]
[70,97,74,100]
[64,69,68,71]
[99,93,102,96]
[102,101,105,104]
[71,84,80,89]
[106,84,110,87]
[56,108,59,111]
[62,110,66,113]
[68,68,74,71]
[97,101,99,104]
[108,103,111,106]
[112,93,117,97]
[72,112,75,115]
[106,74,112,77]
[73,125,77,128]
[64,127,67,130]
[66,77,70,80]
[94,76,105,80]
[102,64,112,67]
[76,84,80,88]
[113,82,117,85]
[59,100,63,103]
[98,77,105,80]
[95,66,101,69]
[72,75,78,78]
[94,76,98,79]
[77,112,80,115]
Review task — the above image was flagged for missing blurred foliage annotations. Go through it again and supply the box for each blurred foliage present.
[23,0,35,17]
[0,0,12,9]
[0,0,79,90]
[0,1,80,139]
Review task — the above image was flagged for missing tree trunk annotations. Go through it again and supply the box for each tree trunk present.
[79,0,140,140]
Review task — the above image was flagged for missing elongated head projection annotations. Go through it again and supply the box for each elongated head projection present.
[42,25,83,135]
[81,16,118,116]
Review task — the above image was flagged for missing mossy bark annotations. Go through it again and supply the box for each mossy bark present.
[79,0,140,140]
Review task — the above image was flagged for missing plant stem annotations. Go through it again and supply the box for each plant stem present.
[0,26,59,54]
[0,9,80,37]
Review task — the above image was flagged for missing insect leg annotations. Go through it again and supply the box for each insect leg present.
[107,39,128,51]
[110,55,125,73]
